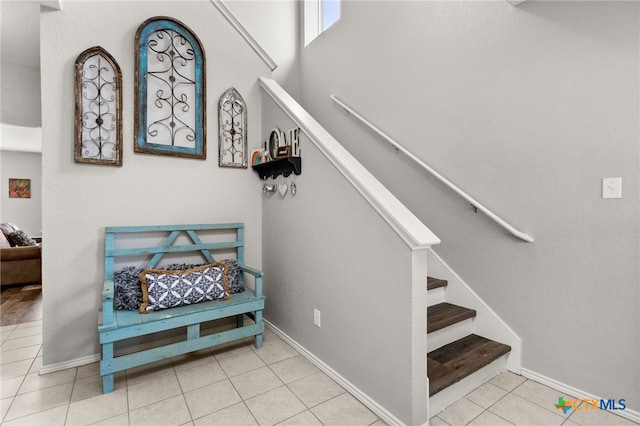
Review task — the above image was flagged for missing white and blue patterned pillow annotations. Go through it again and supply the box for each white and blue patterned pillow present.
[139,262,230,313]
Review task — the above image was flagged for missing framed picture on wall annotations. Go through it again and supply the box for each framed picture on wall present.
[8,178,31,199]
[218,87,248,168]
[134,17,206,159]
[74,46,123,166]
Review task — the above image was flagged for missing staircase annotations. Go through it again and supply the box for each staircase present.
[427,276,512,416]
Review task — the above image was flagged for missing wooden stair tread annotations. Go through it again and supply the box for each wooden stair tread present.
[427,303,476,334]
[427,334,511,396]
[427,276,448,291]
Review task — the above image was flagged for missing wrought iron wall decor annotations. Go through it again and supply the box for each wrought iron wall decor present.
[135,17,206,159]
[218,87,247,168]
[74,46,122,166]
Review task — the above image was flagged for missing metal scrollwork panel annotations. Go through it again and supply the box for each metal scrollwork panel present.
[135,17,206,159]
[74,46,122,166]
[218,88,247,168]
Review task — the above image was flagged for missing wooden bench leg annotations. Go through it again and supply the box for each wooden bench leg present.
[236,314,243,328]
[101,342,114,393]
[103,373,114,394]
[255,310,263,349]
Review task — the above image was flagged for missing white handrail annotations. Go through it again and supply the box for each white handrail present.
[209,0,278,71]
[260,78,441,249]
[330,95,534,243]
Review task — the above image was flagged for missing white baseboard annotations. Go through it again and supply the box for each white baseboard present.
[264,320,421,426]
[521,368,640,424]
[39,353,100,375]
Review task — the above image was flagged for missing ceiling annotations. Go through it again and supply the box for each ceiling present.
[1,1,62,68]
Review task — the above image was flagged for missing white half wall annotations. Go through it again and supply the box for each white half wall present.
[261,92,430,425]
[0,124,42,153]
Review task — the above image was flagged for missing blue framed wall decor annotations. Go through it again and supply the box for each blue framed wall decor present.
[134,17,206,159]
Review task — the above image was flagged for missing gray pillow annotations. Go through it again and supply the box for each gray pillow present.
[113,259,243,310]
[113,266,145,310]
[222,259,243,294]
[8,230,37,247]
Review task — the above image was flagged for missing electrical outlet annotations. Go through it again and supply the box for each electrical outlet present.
[314,309,321,327]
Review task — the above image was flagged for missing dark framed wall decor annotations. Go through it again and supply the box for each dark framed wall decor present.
[218,87,247,168]
[74,46,123,166]
[135,17,206,159]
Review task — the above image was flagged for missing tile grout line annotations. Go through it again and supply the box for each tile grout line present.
[481,377,528,425]
[172,359,196,424]
[474,388,516,426]
[61,361,76,426]
[476,376,525,425]
[259,342,349,425]
[0,342,43,425]
[249,338,310,425]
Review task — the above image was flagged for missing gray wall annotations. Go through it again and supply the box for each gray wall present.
[225,0,301,99]
[0,151,41,236]
[1,60,42,236]
[33,0,640,415]
[261,93,427,424]
[1,61,41,127]
[298,1,639,411]
[40,1,269,366]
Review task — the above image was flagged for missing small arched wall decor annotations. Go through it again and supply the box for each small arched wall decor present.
[218,88,247,168]
[74,46,123,166]
[135,17,206,159]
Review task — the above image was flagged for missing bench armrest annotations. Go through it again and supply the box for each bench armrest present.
[103,280,115,299]
[239,264,263,298]
[102,280,115,326]
[239,265,262,278]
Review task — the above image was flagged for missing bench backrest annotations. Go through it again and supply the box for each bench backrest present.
[104,224,245,286]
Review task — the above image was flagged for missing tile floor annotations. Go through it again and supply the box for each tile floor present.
[1,321,383,426]
[432,372,639,426]
[1,321,638,426]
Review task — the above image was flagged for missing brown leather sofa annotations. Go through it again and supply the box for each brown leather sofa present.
[0,223,42,286]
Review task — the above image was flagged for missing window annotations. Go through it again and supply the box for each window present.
[321,0,340,32]
[304,0,340,46]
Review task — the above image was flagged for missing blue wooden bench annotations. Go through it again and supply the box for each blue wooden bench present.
[98,223,264,393]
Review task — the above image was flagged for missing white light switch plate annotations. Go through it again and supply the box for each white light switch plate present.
[314,309,321,327]
[602,177,622,199]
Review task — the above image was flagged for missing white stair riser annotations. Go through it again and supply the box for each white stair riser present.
[427,318,474,353]
[427,287,445,307]
[429,353,509,417]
